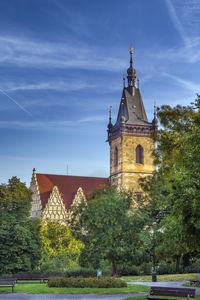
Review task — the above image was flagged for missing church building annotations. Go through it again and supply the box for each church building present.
[30,47,156,222]
[107,47,157,201]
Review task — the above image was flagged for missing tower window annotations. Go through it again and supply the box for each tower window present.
[136,145,144,164]
[114,147,118,166]
[136,193,141,202]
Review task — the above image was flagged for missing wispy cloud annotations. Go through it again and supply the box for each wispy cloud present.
[161,72,200,92]
[0,35,126,72]
[165,0,190,47]
[0,115,107,130]
[1,80,95,92]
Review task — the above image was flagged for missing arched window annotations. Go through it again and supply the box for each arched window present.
[136,145,144,164]
[114,147,118,166]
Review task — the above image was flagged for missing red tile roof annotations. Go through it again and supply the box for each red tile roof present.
[36,173,109,209]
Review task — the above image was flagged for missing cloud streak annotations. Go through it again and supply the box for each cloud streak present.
[0,88,33,116]
[0,35,126,72]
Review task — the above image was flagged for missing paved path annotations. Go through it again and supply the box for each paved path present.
[0,281,199,300]
[0,293,147,300]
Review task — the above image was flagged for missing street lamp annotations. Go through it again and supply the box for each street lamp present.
[152,222,157,282]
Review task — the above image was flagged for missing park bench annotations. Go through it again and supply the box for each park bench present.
[13,273,43,283]
[190,275,200,287]
[147,286,196,300]
[0,279,15,293]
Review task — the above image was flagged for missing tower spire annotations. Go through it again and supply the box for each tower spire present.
[127,46,136,93]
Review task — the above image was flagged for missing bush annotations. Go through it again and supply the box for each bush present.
[140,262,152,275]
[184,263,200,273]
[40,261,62,274]
[64,267,97,278]
[117,265,140,276]
[157,261,175,275]
[48,277,127,288]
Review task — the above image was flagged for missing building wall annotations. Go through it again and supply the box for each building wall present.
[110,133,155,192]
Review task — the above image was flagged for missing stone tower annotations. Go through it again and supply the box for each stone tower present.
[107,47,157,200]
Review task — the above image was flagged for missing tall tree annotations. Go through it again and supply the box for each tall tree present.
[79,186,149,275]
[0,177,41,274]
[141,95,200,268]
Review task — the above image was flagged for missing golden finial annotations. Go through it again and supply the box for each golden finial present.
[130,45,133,54]
[123,74,125,88]
[137,76,140,88]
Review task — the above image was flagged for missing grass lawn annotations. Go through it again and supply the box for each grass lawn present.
[121,273,198,282]
[0,283,150,294]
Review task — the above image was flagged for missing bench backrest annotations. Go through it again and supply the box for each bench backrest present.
[150,287,196,298]
[13,274,42,280]
[0,280,15,285]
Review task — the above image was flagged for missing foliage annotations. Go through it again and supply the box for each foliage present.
[64,267,96,278]
[79,186,149,275]
[39,221,84,271]
[0,177,41,274]
[141,95,200,271]
[48,276,127,288]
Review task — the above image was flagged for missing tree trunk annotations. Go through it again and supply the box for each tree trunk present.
[176,256,180,274]
[112,261,118,276]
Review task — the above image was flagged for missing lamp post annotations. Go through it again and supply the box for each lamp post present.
[152,222,157,282]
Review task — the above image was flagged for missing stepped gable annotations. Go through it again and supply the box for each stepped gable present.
[36,173,108,210]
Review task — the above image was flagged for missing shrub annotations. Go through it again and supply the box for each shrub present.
[64,267,96,278]
[48,276,127,288]
[184,263,200,273]
[117,265,140,276]
[140,262,151,275]
[157,261,175,275]
[40,261,62,274]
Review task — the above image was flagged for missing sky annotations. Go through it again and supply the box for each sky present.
[0,0,200,186]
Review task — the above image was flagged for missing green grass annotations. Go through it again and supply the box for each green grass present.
[0,283,150,294]
[121,273,198,282]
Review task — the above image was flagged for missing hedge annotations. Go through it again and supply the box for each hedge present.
[48,277,127,288]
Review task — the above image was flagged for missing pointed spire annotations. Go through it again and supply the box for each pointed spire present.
[123,74,125,88]
[137,76,140,88]
[127,46,136,92]
[152,100,158,130]
[121,97,125,123]
[107,106,113,130]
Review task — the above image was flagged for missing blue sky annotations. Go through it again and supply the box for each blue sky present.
[0,0,199,185]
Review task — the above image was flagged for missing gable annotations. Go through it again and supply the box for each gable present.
[36,173,108,210]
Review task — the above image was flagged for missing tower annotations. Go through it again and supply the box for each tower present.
[107,47,157,199]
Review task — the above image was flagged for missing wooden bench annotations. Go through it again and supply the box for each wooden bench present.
[13,273,43,283]
[147,286,196,300]
[0,280,15,293]
[190,275,200,287]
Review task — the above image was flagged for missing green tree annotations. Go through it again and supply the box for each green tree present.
[40,221,83,270]
[141,95,200,270]
[79,186,149,275]
[0,177,41,274]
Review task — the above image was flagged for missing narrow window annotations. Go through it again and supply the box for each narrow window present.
[136,193,141,202]
[114,147,118,166]
[136,145,144,164]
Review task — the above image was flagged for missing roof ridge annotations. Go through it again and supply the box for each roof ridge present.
[37,173,108,180]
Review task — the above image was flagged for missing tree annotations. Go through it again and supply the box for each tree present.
[0,177,41,274]
[141,95,200,270]
[40,221,83,270]
[79,186,149,275]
